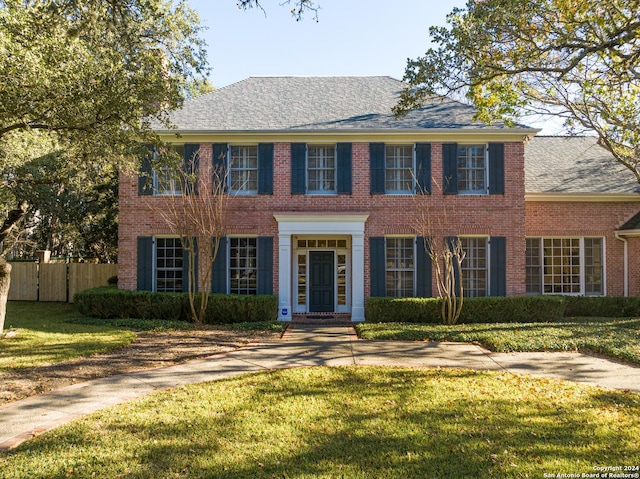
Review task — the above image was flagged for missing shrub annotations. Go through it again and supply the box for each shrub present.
[563,296,640,317]
[74,287,278,324]
[365,297,442,323]
[365,295,567,324]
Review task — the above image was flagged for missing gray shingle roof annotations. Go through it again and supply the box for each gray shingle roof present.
[161,76,529,132]
[525,136,640,194]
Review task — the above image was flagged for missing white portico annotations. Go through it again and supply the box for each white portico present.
[274,213,369,322]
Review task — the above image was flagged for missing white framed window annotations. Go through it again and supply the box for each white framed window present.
[385,145,414,194]
[153,145,184,196]
[229,145,258,194]
[385,237,415,297]
[307,145,336,194]
[526,237,604,295]
[457,145,487,194]
[155,237,183,292]
[460,237,488,297]
[229,237,257,295]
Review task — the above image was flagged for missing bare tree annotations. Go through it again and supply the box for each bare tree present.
[148,148,228,325]
[413,179,466,325]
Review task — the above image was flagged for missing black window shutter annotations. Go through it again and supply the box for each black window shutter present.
[442,143,458,194]
[416,236,433,297]
[183,144,200,195]
[369,237,386,297]
[369,143,385,194]
[291,143,306,194]
[212,144,228,192]
[415,143,431,194]
[137,237,154,291]
[211,236,228,293]
[258,143,274,195]
[488,143,505,195]
[490,236,507,296]
[138,148,153,195]
[336,143,352,194]
[257,236,274,294]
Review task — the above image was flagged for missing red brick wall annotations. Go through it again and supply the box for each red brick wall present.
[526,202,640,296]
[119,140,523,297]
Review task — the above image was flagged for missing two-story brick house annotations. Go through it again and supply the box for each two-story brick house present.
[118,76,640,321]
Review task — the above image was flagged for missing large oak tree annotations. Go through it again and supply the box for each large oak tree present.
[394,0,640,183]
[0,0,207,332]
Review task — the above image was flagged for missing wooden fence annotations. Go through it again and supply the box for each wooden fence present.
[7,263,117,303]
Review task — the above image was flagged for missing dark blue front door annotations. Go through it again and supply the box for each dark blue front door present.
[309,251,334,312]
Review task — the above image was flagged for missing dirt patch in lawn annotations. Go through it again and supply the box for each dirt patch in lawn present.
[0,329,277,405]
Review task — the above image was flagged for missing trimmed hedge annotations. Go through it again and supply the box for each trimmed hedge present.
[365,295,567,324]
[563,295,640,318]
[74,287,278,324]
[366,294,640,324]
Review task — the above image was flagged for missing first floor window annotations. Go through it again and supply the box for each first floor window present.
[307,145,336,193]
[457,145,487,194]
[385,145,414,193]
[229,237,257,294]
[460,237,488,297]
[386,237,414,297]
[156,237,183,292]
[229,145,258,194]
[526,237,604,295]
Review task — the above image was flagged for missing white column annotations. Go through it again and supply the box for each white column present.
[278,234,292,321]
[351,233,365,321]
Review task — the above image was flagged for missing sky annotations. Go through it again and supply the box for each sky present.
[186,0,560,133]
[188,0,467,89]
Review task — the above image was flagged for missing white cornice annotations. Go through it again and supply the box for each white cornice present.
[154,128,539,144]
[525,192,640,202]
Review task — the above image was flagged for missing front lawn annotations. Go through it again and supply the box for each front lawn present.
[356,318,640,365]
[1,366,638,478]
[0,302,136,370]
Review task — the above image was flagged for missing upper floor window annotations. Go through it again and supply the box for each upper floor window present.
[526,237,604,295]
[139,144,198,196]
[370,143,431,195]
[153,146,184,196]
[443,143,504,195]
[307,145,336,194]
[291,143,352,195]
[457,145,487,194]
[229,146,258,194]
[385,145,415,194]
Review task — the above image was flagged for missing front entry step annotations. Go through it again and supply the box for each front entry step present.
[291,313,352,324]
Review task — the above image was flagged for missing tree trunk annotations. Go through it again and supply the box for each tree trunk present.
[0,258,11,335]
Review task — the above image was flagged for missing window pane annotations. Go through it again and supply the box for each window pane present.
[385,145,413,193]
[526,238,542,294]
[230,146,258,194]
[461,237,487,297]
[385,238,414,297]
[229,237,258,295]
[307,145,336,193]
[156,237,183,293]
[457,145,486,193]
[584,238,603,295]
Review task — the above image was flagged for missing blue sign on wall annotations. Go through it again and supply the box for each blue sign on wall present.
[281,308,288,316]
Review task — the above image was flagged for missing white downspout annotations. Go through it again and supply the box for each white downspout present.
[614,232,628,297]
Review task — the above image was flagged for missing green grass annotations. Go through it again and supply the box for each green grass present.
[356,318,640,365]
[1,366,638,478]
[0,302,136,371]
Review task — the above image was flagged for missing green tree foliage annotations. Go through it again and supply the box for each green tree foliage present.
[394,0,640,182]
[0,0,208,242]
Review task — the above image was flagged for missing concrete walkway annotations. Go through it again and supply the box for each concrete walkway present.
[1,324,639,451]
